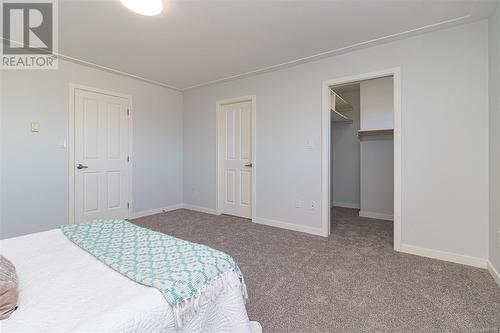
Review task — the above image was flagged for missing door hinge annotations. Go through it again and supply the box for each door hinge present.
[127,156,130,162]
[127,202,130,209]
[127,109,130,116]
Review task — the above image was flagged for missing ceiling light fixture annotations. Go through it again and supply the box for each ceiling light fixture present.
[120,0,164,16]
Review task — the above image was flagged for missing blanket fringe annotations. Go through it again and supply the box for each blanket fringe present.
[172,269,248,329]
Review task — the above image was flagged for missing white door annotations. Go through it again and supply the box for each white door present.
[74,89,130,224]
[219,101,252,218]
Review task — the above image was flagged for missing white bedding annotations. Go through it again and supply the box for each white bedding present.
[0,229,252,333]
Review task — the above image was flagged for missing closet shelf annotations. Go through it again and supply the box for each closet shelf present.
[357,129,394,137]
[330,88,353,123]
[331,108,352,122]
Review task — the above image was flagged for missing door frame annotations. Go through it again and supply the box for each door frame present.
[215,95,257,218]
[321,68,401,251]
[68,84,133,225]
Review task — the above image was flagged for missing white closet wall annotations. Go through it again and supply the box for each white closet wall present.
[331,89,360,208]
[359,77,394,220]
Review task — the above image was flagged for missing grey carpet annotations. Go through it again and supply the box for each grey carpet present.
[132,207,500,333]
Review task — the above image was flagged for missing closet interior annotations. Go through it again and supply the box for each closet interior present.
[330,76,395,227]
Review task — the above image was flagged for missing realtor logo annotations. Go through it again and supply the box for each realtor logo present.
[1,0,58,69]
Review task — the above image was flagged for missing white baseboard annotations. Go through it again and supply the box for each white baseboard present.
[182,204,219,215]
[359,210,394,221]
[332,202,360,209]
[131,204,183,219]
[252,216,326,237]
[399,243,488,269]
[181,206,325,237]
[488,261,500,288]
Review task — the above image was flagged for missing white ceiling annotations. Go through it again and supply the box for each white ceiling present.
[58,0,497,90]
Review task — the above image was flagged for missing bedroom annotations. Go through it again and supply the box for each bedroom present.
[1,0,500,332]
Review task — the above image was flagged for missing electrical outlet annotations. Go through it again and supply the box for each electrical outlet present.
[309,201,316,210]
[295,200,302,208]
[304,139,314,151]
[31,122,40,132]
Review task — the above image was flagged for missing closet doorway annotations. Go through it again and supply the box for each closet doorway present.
[321,69,401,251]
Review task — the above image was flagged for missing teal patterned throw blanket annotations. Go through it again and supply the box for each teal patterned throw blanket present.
[61,219,247,328]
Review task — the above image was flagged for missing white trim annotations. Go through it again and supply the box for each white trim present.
[400,244,488,269]
[321,79,331,238]
[69,86,75,225]
[215,95,257,219]
[182,204,219,215]
[322,68,402,250]
[359,211,394,221]
[252,217,324,237]
[393,69,402,251]
[68,84,134,225]
[332,202,360,209]
[488,261,500,288]
[130,204,183,219]
[0,74,2,232]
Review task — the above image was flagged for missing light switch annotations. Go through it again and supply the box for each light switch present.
[305,139,314,150]
[31,122,40,132]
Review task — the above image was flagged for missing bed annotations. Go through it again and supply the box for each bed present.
[0,226,256,333]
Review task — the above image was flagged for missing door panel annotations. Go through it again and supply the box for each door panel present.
[107,171,121,209]
[75,89,129,224]
[225,110,236,160]
[83,172,99,212]
[225,169,236,204]
[240,170,251,206]
[83,99,99,159]
[107,104,121,159]
[220,101,252,218]
[240,107,251,160]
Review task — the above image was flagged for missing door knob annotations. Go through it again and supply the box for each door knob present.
[76,164,88,169]
[245,163,253,167]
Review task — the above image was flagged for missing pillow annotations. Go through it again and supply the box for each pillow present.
[0,255,18,320]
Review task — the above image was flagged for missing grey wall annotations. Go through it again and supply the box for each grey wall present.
[0,60,183,239]
[331,90,360,208]
[489,4,500,273]
[183,21,490,259]
[359,77,394,219]
[360,138,394,219]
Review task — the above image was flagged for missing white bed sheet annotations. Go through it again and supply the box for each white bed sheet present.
[0,229,251,333]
